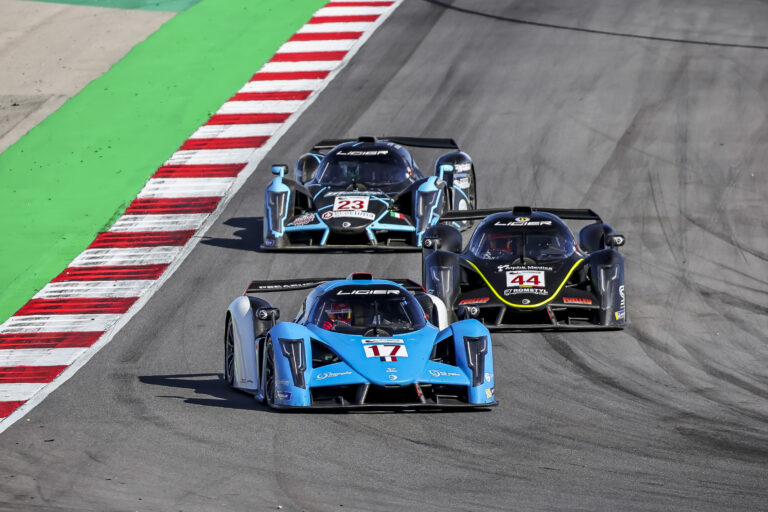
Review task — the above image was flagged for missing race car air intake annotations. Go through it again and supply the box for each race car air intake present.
[279,338,307,389]
[463,336,488,387]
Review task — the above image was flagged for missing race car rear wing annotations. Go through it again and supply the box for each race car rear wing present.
[245,277,426,296]
[439,207,603,223]
[311,136,459,153]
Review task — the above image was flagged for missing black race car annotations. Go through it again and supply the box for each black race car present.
[262,136,477,250]
[421,207,627,330]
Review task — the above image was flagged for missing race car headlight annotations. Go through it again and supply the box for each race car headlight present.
[279,338,306,389]
[464,336,488,387]
[267,190,289,234]
[416,190,440,230]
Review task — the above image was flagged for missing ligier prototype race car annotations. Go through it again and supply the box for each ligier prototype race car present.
[262,136,477,250]
[422,207,627,330]
[224,273,497,409]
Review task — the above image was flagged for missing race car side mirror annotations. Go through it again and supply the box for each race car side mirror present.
[606,234,626,247]
[271,164,287,177]
[255,307,280,325]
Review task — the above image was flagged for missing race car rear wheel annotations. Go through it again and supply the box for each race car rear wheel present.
[261,337,276,407]
[224,316,235,386]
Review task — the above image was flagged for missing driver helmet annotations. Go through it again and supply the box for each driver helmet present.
[327,302,352,325]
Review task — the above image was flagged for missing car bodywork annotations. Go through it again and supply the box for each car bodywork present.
[422,207,627,331]
[224,274,497,409]
[262,136,477,250]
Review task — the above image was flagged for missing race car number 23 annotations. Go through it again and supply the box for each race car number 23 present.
[334,196,369,211]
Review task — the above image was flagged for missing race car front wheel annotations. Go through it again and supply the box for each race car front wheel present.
[262,337,276,407]
[224,317,235,386]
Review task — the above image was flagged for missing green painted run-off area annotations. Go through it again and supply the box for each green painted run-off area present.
[0,0,327,324]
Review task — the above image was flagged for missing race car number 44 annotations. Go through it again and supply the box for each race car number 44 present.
[506,270,545,288]
[334,196,369,211]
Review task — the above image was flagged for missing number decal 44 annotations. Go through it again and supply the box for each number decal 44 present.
[334,196,369,211]
[506,270,545,288]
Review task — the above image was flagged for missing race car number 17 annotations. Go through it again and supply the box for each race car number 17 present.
[334,196,369,211]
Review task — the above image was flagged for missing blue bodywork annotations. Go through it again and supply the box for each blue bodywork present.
[263,279,496,408]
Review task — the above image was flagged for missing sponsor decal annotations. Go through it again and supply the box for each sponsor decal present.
[494,218,553,227]
[453,163,472,172]
[506,270,545,289]
[334,195,369,211]
[459,297,490,305]
[521,299,531,304]
[386,368,397,373]
[289,212,315,226]
[264,238,275,247]
[454,177,471,189]
[505,288,549,296]
[276,391,292,400]
[429,369,461,377]
[342,222,352,228]
[389,211,406,220]
[485,388,495,399]
[563,297,592,304]
[619,285,625,309]
[485,372,493,383]
[336,150,389,156]
[338,289,400,296]
[388,374,398,381]
[496,264,553,272]
[615,309,626,321]
[325,191,379,197]
[362,339,408,362]
[316,371,352,380]
[321,210,376,221]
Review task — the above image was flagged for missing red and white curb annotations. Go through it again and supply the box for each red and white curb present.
[0,0,401,431]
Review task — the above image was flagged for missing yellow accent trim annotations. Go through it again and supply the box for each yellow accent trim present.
[465,258,584,309]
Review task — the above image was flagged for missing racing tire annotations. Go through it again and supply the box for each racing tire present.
[224,316,235,386]
[261,337,277,407]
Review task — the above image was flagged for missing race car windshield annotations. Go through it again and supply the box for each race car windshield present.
[469,225,575,263]
[311,285,426,335]
[315,150,414,187]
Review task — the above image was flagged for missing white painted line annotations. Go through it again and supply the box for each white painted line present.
[165,149,255,166]
[298,22,374,33]
[277,39,356,54]
[0,314,123,334]
[70,247,182,267]
[34,281,154,299]
[189,124,281,139]
[316,6,390,16]
[241,79,324,92]
[259,61,341,73]
[0,347,89,367]
[216,99,306,114]
[0,383,47,402]
[137,177,235,198]
[109,214,208,232]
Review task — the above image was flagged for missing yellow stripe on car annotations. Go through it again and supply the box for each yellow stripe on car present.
[464,259,584,309]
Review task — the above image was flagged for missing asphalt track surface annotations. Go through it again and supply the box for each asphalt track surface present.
[1,0,768,510]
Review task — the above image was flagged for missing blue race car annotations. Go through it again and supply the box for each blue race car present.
[224,273,497,409]
[262,136,477,250]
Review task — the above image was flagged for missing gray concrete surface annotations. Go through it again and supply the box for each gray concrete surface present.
[1,0,767,510]
[0,0,174,154]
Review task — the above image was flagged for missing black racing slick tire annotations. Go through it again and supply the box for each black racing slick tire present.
[224,316,235,386]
